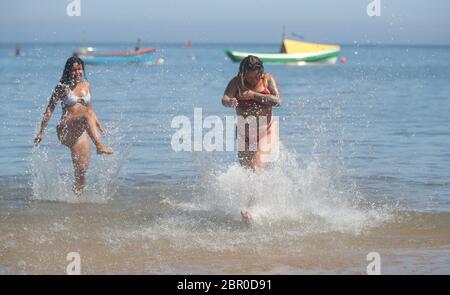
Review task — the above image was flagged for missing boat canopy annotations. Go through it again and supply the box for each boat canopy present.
[280,39,340,54]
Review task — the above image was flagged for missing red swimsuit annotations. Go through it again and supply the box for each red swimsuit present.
[235,87,273,144]
[236,87,270,108]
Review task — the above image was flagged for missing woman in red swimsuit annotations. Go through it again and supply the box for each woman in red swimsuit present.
[222,55,282,171]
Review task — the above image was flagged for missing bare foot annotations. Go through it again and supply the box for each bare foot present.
[96,145,113,155]
[241,209,253,224]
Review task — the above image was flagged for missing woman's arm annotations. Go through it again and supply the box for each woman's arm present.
[222,77,239,108]
[251,74,282,107]
[34,86,62,144]
[87,84,107,134]
[95,114,107,135]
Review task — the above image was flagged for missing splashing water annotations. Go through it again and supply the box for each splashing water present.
[192,144,393,235]
[30,120,129,203]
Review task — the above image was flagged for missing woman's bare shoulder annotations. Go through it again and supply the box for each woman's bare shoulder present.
[224,76,240,96]
[265,72,279,84]
[80,81,91,89]
[229,76,239,84]
[262,72,273,86]
[264,72,275,80]
[54,84,68,97]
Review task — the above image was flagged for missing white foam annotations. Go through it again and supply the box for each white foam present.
[193,144,392,234]
[30,121,128,203]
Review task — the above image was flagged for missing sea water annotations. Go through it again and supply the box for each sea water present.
[0,42,449,274]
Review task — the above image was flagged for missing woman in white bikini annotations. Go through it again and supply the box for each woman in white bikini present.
[34,56,113,194]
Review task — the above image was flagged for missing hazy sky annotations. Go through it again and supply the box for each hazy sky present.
[1,0,449,44]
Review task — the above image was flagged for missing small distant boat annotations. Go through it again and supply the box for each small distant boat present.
[74,47,157,64]
[225,39,340,65]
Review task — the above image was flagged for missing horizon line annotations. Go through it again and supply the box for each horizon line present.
[1,41,450,47]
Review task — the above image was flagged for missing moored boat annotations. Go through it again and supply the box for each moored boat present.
[74,47,157,64]
[225,39,340,65]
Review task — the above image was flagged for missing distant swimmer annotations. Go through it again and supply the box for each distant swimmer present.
[15,43,21,56]
[222,55,282,222]
[34,56,113,195]
[135,38,142,51]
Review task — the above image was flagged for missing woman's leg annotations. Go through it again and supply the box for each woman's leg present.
[56,113,111,195]
[83,109,113,154]
[70,131,91,195]
[252,120,279,171]
[57,118,86,148]
[237,150,256,223]
[238,151,255,169]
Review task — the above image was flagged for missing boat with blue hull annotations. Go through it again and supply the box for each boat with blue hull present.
[74,47,156,64]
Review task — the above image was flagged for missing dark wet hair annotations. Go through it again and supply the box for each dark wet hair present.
[59,56,86,86]
[238,55,264,87]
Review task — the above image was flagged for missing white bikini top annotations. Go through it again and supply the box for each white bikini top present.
[58,83,91,108]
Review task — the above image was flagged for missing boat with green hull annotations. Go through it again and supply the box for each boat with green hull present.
[225,39,340,65]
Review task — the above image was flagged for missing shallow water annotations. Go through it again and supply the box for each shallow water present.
[0,42,449,274]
